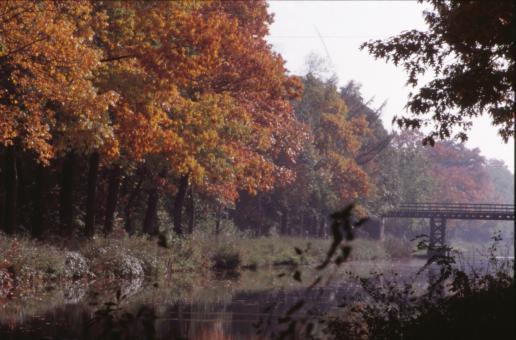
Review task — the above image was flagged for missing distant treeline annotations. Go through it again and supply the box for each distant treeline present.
[236,75,514,241]
[0,1,512,240]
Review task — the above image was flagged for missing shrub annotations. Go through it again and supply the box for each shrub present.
[64,251,92,279]
[275,229,515,340]
[0,234,67,286]
[0,262,15,299]
[383,236,413,259]
[211,244,241,271]
[324,266,515,340]
[79,235,178,278]
[83,242,143,279]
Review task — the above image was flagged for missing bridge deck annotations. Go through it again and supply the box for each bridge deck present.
[383,203,514,220]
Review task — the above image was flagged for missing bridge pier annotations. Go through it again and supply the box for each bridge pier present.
[428,217,447,257]
[381,203,514,257]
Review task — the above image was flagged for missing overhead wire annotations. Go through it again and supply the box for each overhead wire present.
[314,25,334,65]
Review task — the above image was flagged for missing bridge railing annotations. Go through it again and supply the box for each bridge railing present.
[382,203,515,220]
[396,203,514,213]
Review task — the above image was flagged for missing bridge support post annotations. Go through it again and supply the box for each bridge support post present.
[428,217,447,257]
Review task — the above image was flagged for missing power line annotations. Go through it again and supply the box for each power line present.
[314,25,333,65]
[267,35,390,39]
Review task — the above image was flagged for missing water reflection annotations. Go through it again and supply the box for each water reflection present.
[0,259,454,339]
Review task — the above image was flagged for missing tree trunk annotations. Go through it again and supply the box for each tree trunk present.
[104,165,121,234]
[143,188,159,235]
[186,184,195,234]
[124,174,143,234]
[280,209,289,235]
[16,155,25,225]
[3,147,17,234]
[85,152,100,237]
[318,216,325,238]
[257,195,263,236]
[60,152,76,235]
[379,218,385,242]
[31,164,48,238]
[0,152,3,232]
[300,213,305,237]
[173,175,188,236]
[215,204,222,235]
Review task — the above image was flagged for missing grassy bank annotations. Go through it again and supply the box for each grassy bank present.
[0,232,208,298]
[0,231,414,298]
[215,234,414,269]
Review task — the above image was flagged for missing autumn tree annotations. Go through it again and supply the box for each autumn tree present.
[361,0,515,144]
[1,1,510,244]
[485,159,514,204]
[90,0,304,236]
[235,72,370,236]
[0,1,118,235]
[341,81,392,167]
[363,131,434,214]
[291,74,370,235]
[366,130,507,239]
[426,140,512,241]
[427,140,492,203]
[360,1,514,240]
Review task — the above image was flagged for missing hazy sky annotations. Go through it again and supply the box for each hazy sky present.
[266,1,515,173]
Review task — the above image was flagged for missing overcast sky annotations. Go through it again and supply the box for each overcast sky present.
[266,1,514,173]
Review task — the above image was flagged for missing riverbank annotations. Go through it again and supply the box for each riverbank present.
[0,259,427,332]
[2,231,512,339]
[0,231,413,300]
[2,255,510,339]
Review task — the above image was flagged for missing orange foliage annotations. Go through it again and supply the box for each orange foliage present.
[428,142,493,203]
[0,1,118,163]
[91,1,305,202]
[1,0,305,204]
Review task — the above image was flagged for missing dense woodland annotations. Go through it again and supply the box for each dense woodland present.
[0,1,513,242]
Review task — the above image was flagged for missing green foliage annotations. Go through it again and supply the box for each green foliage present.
[365,131,435,215]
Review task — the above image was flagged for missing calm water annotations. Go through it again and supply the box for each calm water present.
[0,258,490,339]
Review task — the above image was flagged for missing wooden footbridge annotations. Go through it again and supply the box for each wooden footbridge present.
[381,203,515,256]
